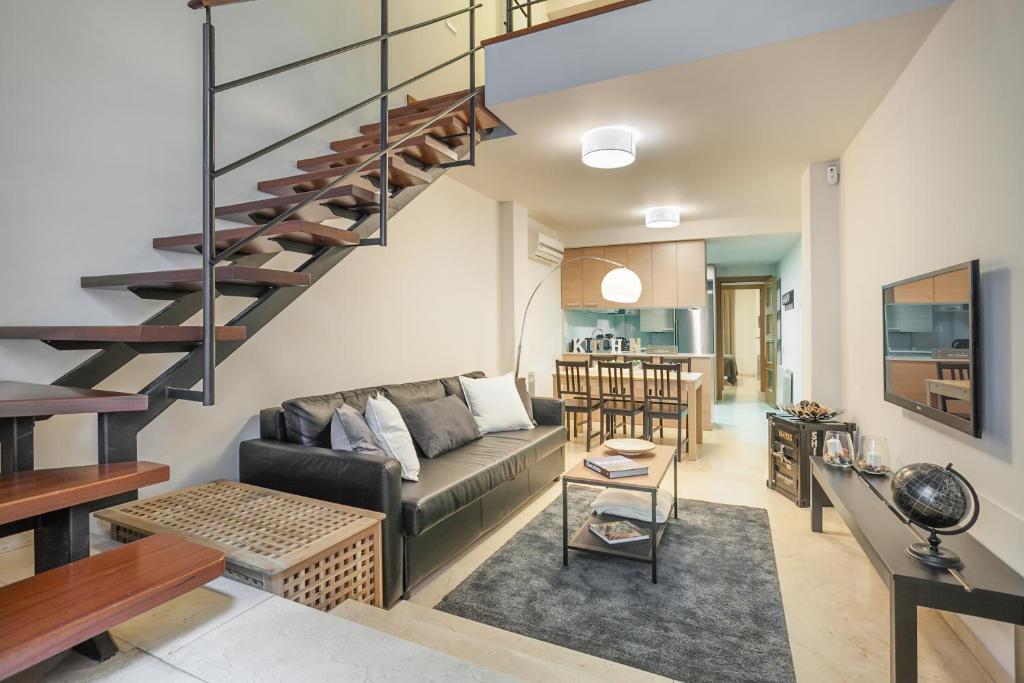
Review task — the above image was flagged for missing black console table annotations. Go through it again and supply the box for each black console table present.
[809,456,1024,683]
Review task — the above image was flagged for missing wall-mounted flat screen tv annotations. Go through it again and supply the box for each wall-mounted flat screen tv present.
[882,260,980,437]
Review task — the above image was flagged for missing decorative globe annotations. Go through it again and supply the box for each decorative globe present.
[891,463,968,529]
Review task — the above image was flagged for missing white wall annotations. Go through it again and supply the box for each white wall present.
[839,0,1023,675]
[802,161,842,407]
[0,1,512,495]
[500,204,564,397]
[731,289,761,377]
[778,239,802,402]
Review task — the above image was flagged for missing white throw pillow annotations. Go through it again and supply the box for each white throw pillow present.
[364,394,420,482]
[591,488,674,524]
[459,373,534,435]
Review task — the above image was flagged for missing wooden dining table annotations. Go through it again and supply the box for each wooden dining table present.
[552,368,703,459]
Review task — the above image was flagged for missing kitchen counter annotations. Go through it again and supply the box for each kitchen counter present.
[885,356,969,363]
[586,352,715,359]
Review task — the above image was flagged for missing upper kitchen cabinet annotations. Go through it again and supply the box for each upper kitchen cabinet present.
[561,247,583,308]
[626,243,653,308]
[651,241,678,308]
[893,276,934,303]
[602,245,629,307]
[676,240,707,308]
[933,268,971,303]
[559,240,707,310]
[581,246,606,308]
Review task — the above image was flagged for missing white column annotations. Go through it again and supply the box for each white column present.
[800,161,842,407]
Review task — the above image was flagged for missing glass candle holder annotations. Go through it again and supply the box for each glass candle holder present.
[858,435,891,474]
[822,430,855,468]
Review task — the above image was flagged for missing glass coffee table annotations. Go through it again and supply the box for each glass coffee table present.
[561,445,678,583]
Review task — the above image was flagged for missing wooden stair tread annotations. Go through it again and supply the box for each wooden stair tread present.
[358,99,500,136]
[81,265,310,292]
[258,157,429,196]
[153,221,360,254]
[0,533,224,678]
[298,134,456,171]
[215,184,377,224]
[0,462,169,525]
[0,382,148,419]
[330,115,469,153]
[0,326,246,344]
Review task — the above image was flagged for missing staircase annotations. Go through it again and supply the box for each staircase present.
[0,0,510,673]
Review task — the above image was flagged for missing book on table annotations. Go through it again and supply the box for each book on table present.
[584,455,648,479]
[589,520,650,545]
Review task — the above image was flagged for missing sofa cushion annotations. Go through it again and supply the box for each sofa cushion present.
[283,387,378,446]
[399,395,480,458]
[380,379,445,408]
[399,425,565,536]
[440,371,485,404]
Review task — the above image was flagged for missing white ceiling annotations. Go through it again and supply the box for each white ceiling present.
[707,234,800,266]
[453,6,945,232]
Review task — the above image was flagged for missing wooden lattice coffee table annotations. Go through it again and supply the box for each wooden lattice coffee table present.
[95,480,384,611]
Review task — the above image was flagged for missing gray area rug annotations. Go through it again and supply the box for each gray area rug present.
[437,488,796,682]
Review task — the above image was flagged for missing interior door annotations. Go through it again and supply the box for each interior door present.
[763,278,778,407]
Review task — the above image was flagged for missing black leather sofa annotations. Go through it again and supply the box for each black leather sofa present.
[239,372,567,608]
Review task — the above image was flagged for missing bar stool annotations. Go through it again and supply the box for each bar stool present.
[597,361,644,439]
[642,362,689,461]
[554,360,601,451]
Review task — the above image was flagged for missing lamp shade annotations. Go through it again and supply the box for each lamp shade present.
[645,207,680,228]
[601,267,643,303]
[581,127,635,169]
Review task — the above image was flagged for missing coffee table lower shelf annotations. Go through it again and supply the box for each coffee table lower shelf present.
[568,512,669,563]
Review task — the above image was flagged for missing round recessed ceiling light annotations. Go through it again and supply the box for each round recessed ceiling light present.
[581,127,635,169]
[645,207,680,229]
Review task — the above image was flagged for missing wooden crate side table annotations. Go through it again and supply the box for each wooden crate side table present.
[95,480,385,611]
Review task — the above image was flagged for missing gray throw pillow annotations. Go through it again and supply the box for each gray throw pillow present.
[515,377,536,424]
[399,395,481,458]
[331,404,384,455]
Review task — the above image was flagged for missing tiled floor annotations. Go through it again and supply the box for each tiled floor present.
[410,376,997,683]
[0,376,997,682]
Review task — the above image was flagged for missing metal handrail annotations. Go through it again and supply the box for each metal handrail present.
[215,4,482,93]
[507,0,547,31]
[167,0,481,406]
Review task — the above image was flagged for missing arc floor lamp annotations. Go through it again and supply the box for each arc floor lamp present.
[514,257,642,377]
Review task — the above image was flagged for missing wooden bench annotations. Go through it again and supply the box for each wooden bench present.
[0,533,224,678]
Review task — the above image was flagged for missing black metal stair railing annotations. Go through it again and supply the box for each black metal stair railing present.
[165,0,483,407]
[505,0,548,32]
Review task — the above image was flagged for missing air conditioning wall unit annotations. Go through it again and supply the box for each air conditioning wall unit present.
[529,231,564,266]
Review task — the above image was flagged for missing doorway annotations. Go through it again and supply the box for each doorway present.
[715,276,778,406]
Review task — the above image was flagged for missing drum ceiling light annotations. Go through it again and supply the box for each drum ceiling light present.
[581,127,635,169]
[645,207,681,228]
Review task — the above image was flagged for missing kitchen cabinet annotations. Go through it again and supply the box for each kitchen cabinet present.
[887,359,937,405]
[933,268,970,303]
[560,240,706,310]
[676,240,707,308]
[602,245,628,307]
[893,277,934,304]
[581,247,605,307]
[651,242,678,308]
[561,247,583,308]
[625,244,653,308]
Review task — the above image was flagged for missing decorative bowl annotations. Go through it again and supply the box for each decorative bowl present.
[603,438,656,456]
[783,401,841,423]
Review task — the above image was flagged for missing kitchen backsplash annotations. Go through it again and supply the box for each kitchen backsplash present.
[564,308,706,353]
